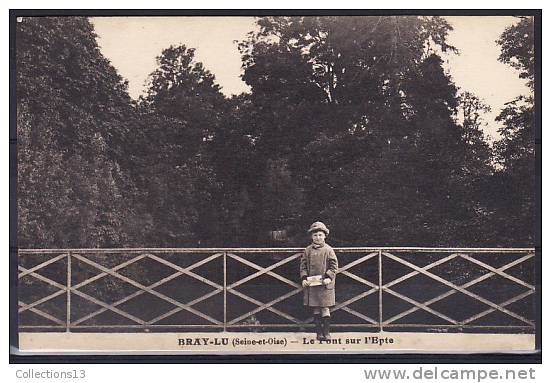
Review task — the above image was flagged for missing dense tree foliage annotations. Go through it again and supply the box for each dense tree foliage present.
[488,16,536,246]
[235,16,496,245]
[16,16,536,248]
[16,17,141,247]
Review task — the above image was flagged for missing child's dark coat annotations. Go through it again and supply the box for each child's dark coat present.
[299,243,338,307]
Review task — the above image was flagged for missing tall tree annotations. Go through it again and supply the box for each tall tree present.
[16,17,140,247]
[237,16,494,245]
[489,16,535,246]
[136,45,227,246]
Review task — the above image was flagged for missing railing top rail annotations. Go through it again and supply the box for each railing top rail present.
[17,247,536,255]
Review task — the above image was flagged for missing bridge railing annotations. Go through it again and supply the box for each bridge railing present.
[17,247,536,333]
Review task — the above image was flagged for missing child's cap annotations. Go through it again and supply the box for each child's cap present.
[307,221,329,235]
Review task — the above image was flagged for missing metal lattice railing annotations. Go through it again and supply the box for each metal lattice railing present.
[17,248,536,333]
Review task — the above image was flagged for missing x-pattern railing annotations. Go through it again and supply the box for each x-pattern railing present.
[381,251,535,329]
[18,248,536,332]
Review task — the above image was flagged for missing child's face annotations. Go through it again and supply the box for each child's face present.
[311,231,326,245]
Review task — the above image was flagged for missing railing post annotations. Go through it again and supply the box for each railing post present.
[223,251,227,332]
[378,249,383,333]
[66,251,71,333]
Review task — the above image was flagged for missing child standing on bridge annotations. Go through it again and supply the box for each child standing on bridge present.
[300,221,338,341]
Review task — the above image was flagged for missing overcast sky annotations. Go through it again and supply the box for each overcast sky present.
[92,16,530,141]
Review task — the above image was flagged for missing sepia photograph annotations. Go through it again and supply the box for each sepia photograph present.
[11,11,539,356]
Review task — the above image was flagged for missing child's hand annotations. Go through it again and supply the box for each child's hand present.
[302,279,310,287]
[322,278,332,285]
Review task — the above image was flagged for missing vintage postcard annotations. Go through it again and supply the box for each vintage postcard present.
[13,12,538,355]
